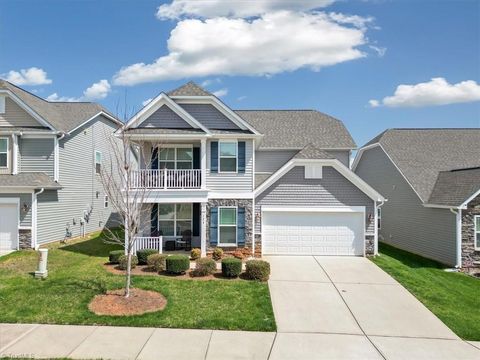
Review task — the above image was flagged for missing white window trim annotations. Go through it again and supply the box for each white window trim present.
[217,206,237,247]
[158,145,193,170]
[0,136,9,169]
[158,203,193,237]
[104,195,109,208]
[218,140,238,174]
[475,215,480,251]
[95,150,102,174]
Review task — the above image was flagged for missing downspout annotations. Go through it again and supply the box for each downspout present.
[450,208,462,268]
[32,187,45,249]
[374,199,385,255]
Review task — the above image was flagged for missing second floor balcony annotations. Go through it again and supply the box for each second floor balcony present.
[130,168,202,189]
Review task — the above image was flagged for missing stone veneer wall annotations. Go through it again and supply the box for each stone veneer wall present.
[462,194,480,268]
[206,199,253,255]
[365,235,375,256]
[19,229,32,249]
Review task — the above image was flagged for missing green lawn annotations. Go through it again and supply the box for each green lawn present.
[0,232,275,332]
[371,243,480,341]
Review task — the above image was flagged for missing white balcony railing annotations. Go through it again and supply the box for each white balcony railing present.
[130,169,202,189]
[133,236,163,254]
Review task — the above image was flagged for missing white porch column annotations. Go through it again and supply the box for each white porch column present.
[200,138,207,189]
[201,202,207,257]
[12,134,18,175]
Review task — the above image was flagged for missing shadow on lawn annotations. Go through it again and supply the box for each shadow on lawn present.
[379,242,445,270]
[59,229,122,258]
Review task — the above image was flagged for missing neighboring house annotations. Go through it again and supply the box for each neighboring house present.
[0,80,121,252]
[121,81,384,257]
[353,129,480,268]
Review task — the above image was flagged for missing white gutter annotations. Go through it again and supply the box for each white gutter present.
[450,208,462,268]
[32,187,45,249]
[374,199,386,256]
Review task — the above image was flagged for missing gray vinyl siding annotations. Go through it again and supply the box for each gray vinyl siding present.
[19,138,54,177]
[179,104,240,130]
[0,97,41,128]
[206,139,253,192]
[255,166,375,234]
[326,150,350,167]
[139,105,193,129]
[36,115,121,244]
[0,193,32,227]
[355,146,457,266]
[255,150,296,173]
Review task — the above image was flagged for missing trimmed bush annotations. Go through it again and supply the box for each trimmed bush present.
[193,258,217,277]
[137,249,159,265]
[191,248,201,260]
[147,253,168,272]
[118,255,138,270]
[212,247,224,261]
[232,250,244,260]
[109,250,124,264]
[166,255,190,274]
[245,260,270,281]
[221,258,242,278]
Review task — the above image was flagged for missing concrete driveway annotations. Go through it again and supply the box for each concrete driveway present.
[266,255,480,359]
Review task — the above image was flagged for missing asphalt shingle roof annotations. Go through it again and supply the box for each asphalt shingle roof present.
[293,144,335,160]
[0,80,116,133]
[365,129,480,203]
[235,110,356,150]
[428,167,480,206]
[167,81,212,97]
[0,173,61,189]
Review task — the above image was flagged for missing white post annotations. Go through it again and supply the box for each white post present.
[12,134,18,175]
[200,138,207,189]
[53,136,59,182]
[35,248,48,278]
[201,202,207,257]
[373,202,378,256]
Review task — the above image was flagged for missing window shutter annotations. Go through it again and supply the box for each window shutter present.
[238,141,246,173]
[151,147,159,170]
[210,207,218,245]
[237,207,246,247]
[211,141,218,173]
[192,203,200,236]
[151,204,158,236]
[193,147,200,169]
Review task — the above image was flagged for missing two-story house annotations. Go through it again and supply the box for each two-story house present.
[121,82,384,258]
[0,80,121,254]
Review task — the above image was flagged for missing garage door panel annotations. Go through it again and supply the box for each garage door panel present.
[0,204,18,251]
[263,210,364,256]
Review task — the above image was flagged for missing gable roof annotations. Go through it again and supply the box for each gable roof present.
[356,129,480,204]
[167,81,212,97]
[428,167,480,207]
[235,110,356,150]
[293,144,334,160]
[0,80,118,133]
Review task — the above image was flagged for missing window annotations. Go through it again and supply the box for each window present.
[304,165,322,179]
[218,207,237,245]
[475,216,480,250]
[104,195,109,208]
[219,141,237,172]
[158,203,192,237]
[0,137,8,168]
[0,96,5,114]
[95,151,102,174]
[158,147,193,170]
[377,208,382,230]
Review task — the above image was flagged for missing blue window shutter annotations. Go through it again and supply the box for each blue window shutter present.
[192,203,200,236]
[237,207,246,247]
[151,147,159,170]
[151,204,158,236]
[211,141,218,173]
[238,141,246,173]
[210,207,218,245]
[193,147,200,169]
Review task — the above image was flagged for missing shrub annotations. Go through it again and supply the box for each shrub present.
[118,255,138,270]
[137,249,159,265]
[147,253,167,272]
[193,258,217,277]
[191,248,201,260]
[245,260,270,281]
[166,255,190,274]
[109,250,124,264]
[212,247,224,261]
[221,258,242,278]
[232,250,244,259]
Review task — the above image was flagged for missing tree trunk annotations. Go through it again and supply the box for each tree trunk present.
[124,251,132,298]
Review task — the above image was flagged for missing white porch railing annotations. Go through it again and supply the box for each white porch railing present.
[130,169,202,189]
[133,236,163,255]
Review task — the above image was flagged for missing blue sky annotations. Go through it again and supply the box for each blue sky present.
[1,0,479,146]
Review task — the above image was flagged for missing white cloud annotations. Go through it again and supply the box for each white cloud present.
[212,88,228,97]
[142,98,153,106]
[237,96,247,101]
[201,78,221,87]
[3,67,52,86]
[157,0,334,19]
[114,11,369,86]
[369,45,386,57]
[47,79,111,102]
[369,78,480,108]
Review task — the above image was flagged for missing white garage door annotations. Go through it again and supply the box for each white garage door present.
[262,210,364,256]
[0,203,18,252]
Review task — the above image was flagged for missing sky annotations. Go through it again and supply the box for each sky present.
[0,0,479,147]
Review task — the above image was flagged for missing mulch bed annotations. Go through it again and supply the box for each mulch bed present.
[89,288,167,316]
